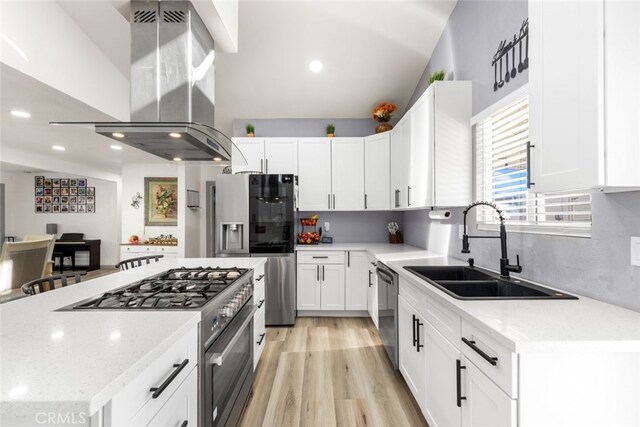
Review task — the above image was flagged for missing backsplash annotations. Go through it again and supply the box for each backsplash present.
[403,191,640,312]
[297,211,404,244]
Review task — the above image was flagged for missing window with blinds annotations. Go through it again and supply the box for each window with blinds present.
[475,95,592,236]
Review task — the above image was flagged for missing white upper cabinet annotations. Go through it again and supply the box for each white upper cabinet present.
[264,138,298,175]
[331,138,365,210]
[364,133,390,210]
[232,138,264,173]
[390,116,412,210]
[409,92,434,208]
[232,138,297,175]
[298,138,332,211]
[529,0,640,192]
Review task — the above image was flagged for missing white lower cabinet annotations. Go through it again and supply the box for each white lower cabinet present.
[146,367,198,427]
[120,245,178,261]
[398,295,426,407]
[345,251,367,310]
[461,357,517,427]
[253,264,266,369]
[367,256,378,328]
[320,264,345,310]
[297,263,322,310]
[424,321,461,427]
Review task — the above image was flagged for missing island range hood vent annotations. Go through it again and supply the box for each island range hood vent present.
[53,1,236,163]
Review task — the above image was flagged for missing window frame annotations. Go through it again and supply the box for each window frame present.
[471,84,592,238]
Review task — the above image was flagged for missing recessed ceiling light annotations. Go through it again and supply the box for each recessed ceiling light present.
[173,157,182,162]
[10,110,31,118]
[112,132,125,138]
[109,331,121,341]
[110,145,123,151]
[213,157,222,162]
[169,132,182,138]
[52,145,65,151]
[51,330,64,340]
[309,60,323,73]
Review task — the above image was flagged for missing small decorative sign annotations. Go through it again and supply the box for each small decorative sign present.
[34,176,95,213]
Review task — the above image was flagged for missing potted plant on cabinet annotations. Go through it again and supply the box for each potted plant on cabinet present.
[326,123,336,137]
[428,69,446,85]
[245,123,255,137]
[372,102,397,133]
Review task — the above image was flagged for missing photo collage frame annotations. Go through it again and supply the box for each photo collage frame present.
[35,176,96,213]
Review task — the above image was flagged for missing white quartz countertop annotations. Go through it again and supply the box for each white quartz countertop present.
[298,242,640,353]
[0,257,266,422]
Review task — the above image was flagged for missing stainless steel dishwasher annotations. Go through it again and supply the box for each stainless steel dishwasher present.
[376,262,398,369]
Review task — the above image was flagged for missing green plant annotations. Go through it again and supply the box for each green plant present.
[428,70,446,85]
[325,123,336,135]
[245,123,255,134]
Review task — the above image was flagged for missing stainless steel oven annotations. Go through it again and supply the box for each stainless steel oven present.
[204,298,257,427]
[377,262,398,369]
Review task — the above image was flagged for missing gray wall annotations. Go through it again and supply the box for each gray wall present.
[298,211,403,244]
[403,0,640,312]
[232,118,397,138]
[0,183,4,244]
[407,0,528,115]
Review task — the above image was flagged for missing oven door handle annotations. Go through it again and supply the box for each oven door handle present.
[376,268,394,285]
[208,304,258,367]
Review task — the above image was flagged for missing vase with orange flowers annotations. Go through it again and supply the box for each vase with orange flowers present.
[372,102,397,133]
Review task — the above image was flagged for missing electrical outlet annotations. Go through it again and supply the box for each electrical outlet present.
[631,237,640,266]
[324,222,330,232]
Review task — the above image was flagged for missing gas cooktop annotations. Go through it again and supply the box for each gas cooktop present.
[70,266,250,310]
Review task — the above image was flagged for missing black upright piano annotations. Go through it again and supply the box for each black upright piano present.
[54,233,101,272]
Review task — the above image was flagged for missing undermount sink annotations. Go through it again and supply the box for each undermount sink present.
[404,266,577,300]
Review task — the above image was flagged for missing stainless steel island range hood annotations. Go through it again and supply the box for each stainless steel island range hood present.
[53,1,235,162]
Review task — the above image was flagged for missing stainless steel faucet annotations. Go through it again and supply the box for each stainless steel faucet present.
[461,201,522,278]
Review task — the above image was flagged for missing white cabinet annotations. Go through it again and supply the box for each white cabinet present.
[320,264,345,310]
[398,295,426,410]
[364,133,390,210]
[232,138,298,174]
[253,264,266,369]
[297,263,321,310]
[146,367,198,427]
[298,138,332,211]
[367,256,378,328]
[424,321,461,427]
[410,81,472,207]
[264,138,298,174]
[120,245,178,261]
[345,251,367,310]
[529,0,640,191]
[390,116,411,209]
[331,138,365,210]
[461,357,517,427]
[232,137,264,173]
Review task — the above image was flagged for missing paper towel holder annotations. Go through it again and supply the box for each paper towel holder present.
[429,210,452,220]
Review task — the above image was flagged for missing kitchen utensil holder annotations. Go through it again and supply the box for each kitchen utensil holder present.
[389,231,404,244]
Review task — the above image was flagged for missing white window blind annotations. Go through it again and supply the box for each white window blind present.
[475,95,592,236]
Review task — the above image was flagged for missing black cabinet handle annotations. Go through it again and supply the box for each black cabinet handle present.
[347,251,350,267]
[257,333,266,345]
[416,320,424,352]
[150,359,189,398]
[312,256,329,259]
[256,274,264,281]
[322,265,325,281]
[368,270,372,287]
[456,359,467,407]
[258,299,265,308]
[462,337,498,366]
[181,421,188,427]
[316,265,319,281]
[527,141,536,188]
[408,186,412,207]
[364,194,368,210]
[412,314,418,348]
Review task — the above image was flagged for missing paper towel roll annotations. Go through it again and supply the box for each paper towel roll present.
[429,210,452,220]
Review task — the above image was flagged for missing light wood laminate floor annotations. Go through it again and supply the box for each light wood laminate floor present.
[239,317,428,427]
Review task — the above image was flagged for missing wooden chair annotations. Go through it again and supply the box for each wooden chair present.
[21,272,86,296]
[0,239,53,292]
[115,254,164,271]
[24,234,56,274]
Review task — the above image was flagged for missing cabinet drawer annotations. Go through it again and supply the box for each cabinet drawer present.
[461,320,517,398]
[297,251,345,265]
[253,306,266,369]
[154,246,178,254]
[109,325,198,426]
[425,298,461,350]
[399,277,427,316]
[146,366,197,427]
[253,262,266,305]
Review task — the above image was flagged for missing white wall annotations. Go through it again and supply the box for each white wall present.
[121,163,182,254]
[181,164,202,258]
[0,171,120,266]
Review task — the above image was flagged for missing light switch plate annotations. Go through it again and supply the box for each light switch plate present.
[631,237,640,267]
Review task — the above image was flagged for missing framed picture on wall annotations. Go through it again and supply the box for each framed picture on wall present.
[78,196,86,204]
[52,205,60,213]
[78,187,86,196]
[61,205,69,213]
[44,188,52,196]
[87,187,95,196]
[61,179,69,187]
[144,177,178,226]
[35,187,44,196]
[78,204,87,213]
[69,196,77,204]
[35,205,43,213]
[43,205,52,213]
[61,187,69,196]
[70,179,77,187]
[70,188,78,196]
[78,178,87,187]
[87,204,95,213]
[44,179,52,188]
[52,179,61,187]
[69,204,77,213]
[53,188,61,196]
[35,176,44,187]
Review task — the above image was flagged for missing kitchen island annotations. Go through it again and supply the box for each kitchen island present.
[0,257,266,427]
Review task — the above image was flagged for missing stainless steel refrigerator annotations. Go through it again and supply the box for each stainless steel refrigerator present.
[248,174,296,326]
[214,174,249,257]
